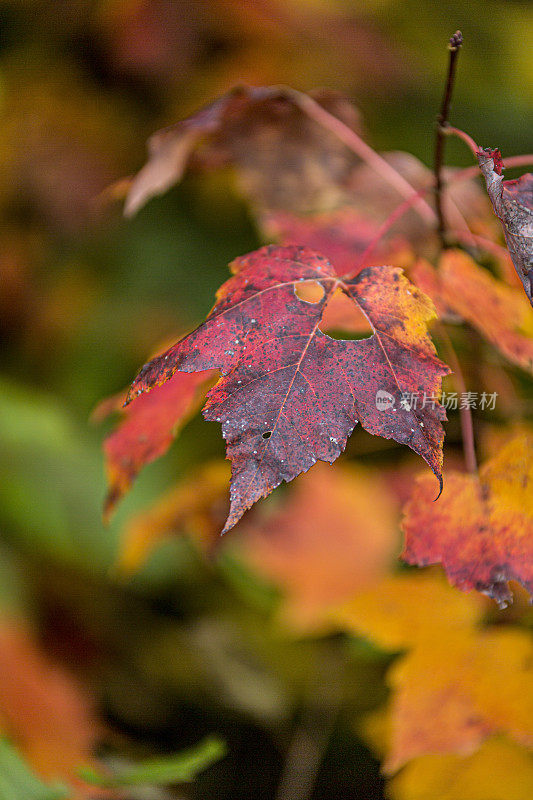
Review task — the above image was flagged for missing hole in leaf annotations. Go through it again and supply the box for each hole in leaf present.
[262,431,272,439]
[295,280,325,304]
[319,290,373,340]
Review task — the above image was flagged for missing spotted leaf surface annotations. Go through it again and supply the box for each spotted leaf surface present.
[127,245,448,532]
[478,148,533,306]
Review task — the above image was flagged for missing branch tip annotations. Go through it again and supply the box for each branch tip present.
[449,30,463,50]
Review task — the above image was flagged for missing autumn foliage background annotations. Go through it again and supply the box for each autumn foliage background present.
[0,2,533,799]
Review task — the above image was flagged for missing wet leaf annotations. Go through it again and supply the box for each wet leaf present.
[402,435,533,606]
[126,245,449,532]
[477,148,533,306]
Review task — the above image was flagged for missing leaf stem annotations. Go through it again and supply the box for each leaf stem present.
[290,89,437,224]
[442,125,479,157]
[344,185,432,278]
[436,323,478,474]
[447,154,533,184]
[434,30,463,248]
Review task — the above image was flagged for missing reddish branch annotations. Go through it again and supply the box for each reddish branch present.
[442,125,479,157]
[291,89,437,224]
[449,154,533,184]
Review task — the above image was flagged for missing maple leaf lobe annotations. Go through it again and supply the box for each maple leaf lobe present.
[102,370,214,518]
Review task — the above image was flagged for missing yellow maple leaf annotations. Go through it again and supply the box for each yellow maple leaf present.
[388,737,533,800]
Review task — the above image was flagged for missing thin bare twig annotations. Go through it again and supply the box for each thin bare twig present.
[276,650,343,800]
[434,31,463,247]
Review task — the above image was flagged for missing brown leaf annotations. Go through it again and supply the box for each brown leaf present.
[477,148,533,306]
[125,85,363,217]
[125,86,497,279]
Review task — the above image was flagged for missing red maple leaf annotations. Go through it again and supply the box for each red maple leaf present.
[96,370,214,517]
[125,245,448,532]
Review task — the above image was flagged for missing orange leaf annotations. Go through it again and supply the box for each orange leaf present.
[402,435,533,606]
[237,462,399,629]
[0,622,100,787]
[332,571,484,650]
[382,627,533,772]
[335,572,531,773]
[412,250,533,374]
[388,737,533,800]
[116,461,230,574]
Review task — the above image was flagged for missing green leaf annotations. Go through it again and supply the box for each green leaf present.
[0,739,69,800]
[79,735,226,788]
